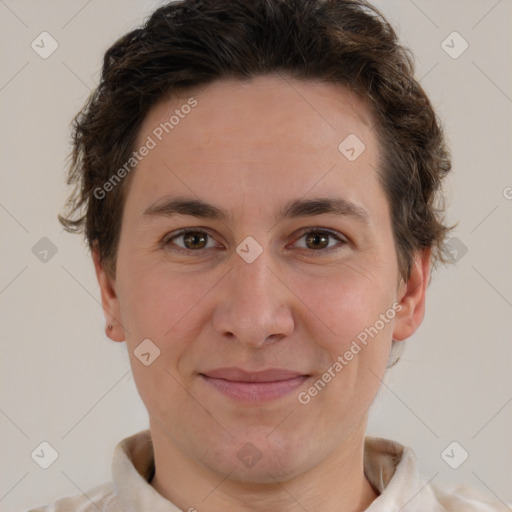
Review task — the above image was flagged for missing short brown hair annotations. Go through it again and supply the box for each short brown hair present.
[59,0,453,285]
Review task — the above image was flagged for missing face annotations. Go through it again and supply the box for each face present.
[95,74,429,483]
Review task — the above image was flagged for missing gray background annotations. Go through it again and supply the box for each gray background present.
[1,0,511,510]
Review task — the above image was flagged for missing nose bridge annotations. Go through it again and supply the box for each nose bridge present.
[234,248,274,304]
[213,244,294,346]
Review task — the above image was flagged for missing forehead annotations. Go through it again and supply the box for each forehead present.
[140,74,375,159]
[125,74,386,224]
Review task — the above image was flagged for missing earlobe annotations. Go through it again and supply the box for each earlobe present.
[92,246,125,342]
[392,248,431,342]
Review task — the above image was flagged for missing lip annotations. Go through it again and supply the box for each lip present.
[199,367,310,402]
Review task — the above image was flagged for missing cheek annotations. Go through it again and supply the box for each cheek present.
[294,264,394,346]
[118,267,204,416]
[117,261,221,399]
[294,274,392,433]
[118,256,210,340]
[292,265,395,405]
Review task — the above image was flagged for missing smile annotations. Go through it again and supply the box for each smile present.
[199,368,310,402]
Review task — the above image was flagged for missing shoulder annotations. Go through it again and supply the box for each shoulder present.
[27,481,121,512]
[430,478,511,511]
[364,436,511,512]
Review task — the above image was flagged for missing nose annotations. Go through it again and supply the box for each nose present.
[212,246,295,349]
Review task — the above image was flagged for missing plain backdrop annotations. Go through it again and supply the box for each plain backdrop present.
[1,0,511,510]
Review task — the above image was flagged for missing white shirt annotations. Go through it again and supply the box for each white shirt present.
[29,429,510,511]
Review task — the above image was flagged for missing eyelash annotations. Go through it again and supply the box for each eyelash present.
[162,228,348,255]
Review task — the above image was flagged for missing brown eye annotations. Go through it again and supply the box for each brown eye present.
[293,229,347,252]
[164,229,217,252]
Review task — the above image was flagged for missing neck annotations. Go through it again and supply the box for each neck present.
[150,421,380,512]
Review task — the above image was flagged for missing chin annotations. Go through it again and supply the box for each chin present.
[202,432,314,484]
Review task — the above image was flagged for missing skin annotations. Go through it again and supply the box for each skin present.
[94,74,430,512]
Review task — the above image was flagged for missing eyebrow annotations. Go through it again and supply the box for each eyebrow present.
[142,196,369,224]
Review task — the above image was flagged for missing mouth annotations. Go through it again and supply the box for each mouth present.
[199,367,311,402]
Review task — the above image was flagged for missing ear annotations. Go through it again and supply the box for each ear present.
[392,248,431,342]
[92,245,125,342]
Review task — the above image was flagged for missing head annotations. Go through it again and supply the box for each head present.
[59,0,452,486]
